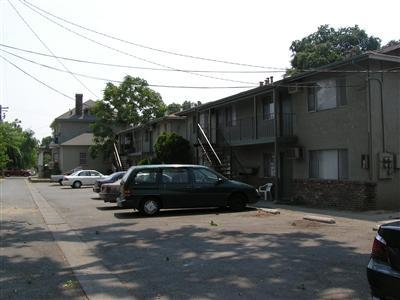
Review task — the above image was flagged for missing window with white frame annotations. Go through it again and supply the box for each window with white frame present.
[307,78,347,112]
[79,152,87,166]
[263,153,276,177]
[309,149,348,180]
[263,96,275,120]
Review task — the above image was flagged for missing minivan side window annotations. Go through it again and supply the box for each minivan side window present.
[134,169,158,184]
[162,168,189,184]
[193,168,219,184]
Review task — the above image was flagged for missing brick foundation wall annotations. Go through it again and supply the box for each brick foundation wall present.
[291,179,377,211]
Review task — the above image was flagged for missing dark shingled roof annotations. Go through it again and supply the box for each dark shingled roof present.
[55,100,97,121]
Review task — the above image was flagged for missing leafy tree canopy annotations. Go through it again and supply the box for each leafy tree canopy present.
[166,103,182,114]
[40,136,52,148]
[90,75,167,158]
[0,120,38,169]
[287,25,381,76]
[154,132,192,164]
[382,39,400,48]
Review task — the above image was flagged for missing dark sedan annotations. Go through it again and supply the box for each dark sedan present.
[93,171,125,193]
[117,164,260,216]
[367,220,400,299]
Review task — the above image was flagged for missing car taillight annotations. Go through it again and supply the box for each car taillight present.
[123,187,132,197]
[371,233,389,263]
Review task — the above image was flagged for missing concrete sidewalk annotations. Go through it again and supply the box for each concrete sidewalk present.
[252,199,400,226]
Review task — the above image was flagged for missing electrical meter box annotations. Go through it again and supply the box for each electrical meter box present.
[378,152,394,179]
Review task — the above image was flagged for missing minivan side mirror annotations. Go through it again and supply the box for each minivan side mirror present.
[216,177,224,185]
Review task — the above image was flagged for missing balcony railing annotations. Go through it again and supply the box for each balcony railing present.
[219,113,294,145]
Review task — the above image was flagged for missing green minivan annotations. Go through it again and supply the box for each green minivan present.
[117,164,260,216]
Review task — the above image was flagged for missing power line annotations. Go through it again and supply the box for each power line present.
[16,0,257,85]
[21,0,283,71]
[1,49,257,89]
[0,53,75,100]
[7,0,99,98]
[0,43,285,74]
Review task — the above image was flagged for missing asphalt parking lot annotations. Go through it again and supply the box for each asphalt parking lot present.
[3,178,397,299]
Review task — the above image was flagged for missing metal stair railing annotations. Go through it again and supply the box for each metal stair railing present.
[197,123,222,166]
[197,138,212,165]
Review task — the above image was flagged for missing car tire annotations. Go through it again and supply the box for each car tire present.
[5,173,10,177]
[139,198,160,216]
[229,193,247,211]
[72,181,82,189]
[58,179,63,186]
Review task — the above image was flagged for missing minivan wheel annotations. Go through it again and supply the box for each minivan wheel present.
[229,193,247,211]
[72,181,82,189]
[140,198,160,216]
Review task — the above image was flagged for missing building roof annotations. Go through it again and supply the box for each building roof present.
[61,133,95,146]
[55,100,97,121]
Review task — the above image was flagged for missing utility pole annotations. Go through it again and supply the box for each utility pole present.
[0,105,9,122]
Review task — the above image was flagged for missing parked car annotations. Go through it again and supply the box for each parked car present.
[93,171,126,193]
[50,167,82,185]
[366,220,400,299]
[63,170,105,188]
[117,164,260,216]
[99,179,122,203]
[2,168,33,177]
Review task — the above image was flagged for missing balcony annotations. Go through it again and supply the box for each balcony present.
[217,113,295,146]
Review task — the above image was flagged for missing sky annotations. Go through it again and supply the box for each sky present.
[1,0,399,141]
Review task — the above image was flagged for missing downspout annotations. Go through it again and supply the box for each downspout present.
[253,96,257,139]
[273,85,279,202]
[368,75,385,153]
[367,65,373,180]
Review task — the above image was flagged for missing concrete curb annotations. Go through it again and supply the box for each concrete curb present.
[303,214,336,224]
[256,207,280,215]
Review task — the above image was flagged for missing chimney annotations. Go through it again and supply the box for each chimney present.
[265,78,270,85]
[259,81,264,87]
[270,76,274,83]
[75,94,83,116]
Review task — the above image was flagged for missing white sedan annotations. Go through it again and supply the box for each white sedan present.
[62,170,105,188]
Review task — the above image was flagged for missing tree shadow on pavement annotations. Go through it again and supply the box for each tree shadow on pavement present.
[10,218,369,299]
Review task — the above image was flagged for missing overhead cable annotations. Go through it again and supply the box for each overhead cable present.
[1,49,256,89]
[0,53,74,100]
[21,0,283,71]
[7,0,99,98]
[17,0,256,85]
[0,43,285,74]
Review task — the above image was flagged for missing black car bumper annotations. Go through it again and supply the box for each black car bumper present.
[117,196,140,209]
[367,258,400,299]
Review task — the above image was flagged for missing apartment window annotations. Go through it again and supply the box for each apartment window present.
[225,106,237,126]
[308,78,347,112]
[309,149,348,180]
[79,152,87,166]
[263,153,276,177]
[262,96,275,120]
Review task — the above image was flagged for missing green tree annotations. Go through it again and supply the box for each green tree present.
[154,132,192,164]
[166,103,182,114]
[40,136,52,148]
[90,75,167,159]
[0,120,38,169]
[182,100,200,111]
[287,25,381,76]
[382,39,400,48]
